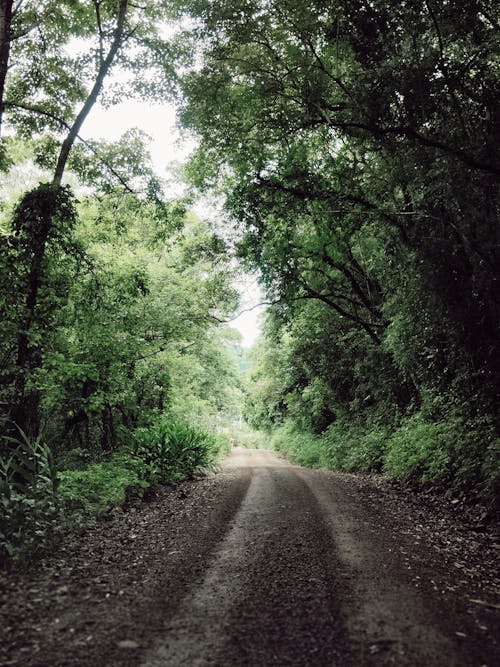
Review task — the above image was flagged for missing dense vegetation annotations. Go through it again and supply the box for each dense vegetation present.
[0,0,499,558]
[178,0,499,502]
[0,1,240,559]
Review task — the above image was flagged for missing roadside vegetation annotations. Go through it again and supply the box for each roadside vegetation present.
[178,1,500,506]
[1,1,499,560]
[0,172,240,560]
[0,1,240,561]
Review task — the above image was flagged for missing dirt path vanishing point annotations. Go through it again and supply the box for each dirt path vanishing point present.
[1,447,499,666]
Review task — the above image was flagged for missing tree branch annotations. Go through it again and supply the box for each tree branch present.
[53,0,130,184]
[93,0,105,67]
[333,119,498,175]
[4,100,138,193]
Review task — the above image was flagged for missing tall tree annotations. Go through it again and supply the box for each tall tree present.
[179,0,500,412]
[0,0,186,434]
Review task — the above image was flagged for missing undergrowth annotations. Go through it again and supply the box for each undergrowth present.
[0,427,59,559]
[1,417,229,562]
[269,412,500,499]
[222,426,267,450]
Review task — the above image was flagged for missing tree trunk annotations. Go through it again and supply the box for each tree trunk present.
[0,0,13,134]
[53,0,129,184]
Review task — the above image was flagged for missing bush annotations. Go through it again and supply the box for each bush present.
[1,417,225,561]
[272,412,499,498]
[132,418,217,482]
[59,419,221,517]
[213,433,232,458]
[384,412,499,495]
[222,427,267,450]
[268,420,389,473]
[323,421,389,472]
[0,428,59,559]
[270,424,325,468]
[384,415,455,484]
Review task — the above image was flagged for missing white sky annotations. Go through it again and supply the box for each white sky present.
[81,100,265,348]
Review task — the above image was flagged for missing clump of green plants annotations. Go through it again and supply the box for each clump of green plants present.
[270,424,325,468]
[133,418,218,482]
[0,427,59,559]
[221,426,267,450]
[269,420,388,472]
[385,413,500,495]
[269,411,499,499]
[213,433,232,458]
[58,450,148,518]
[323,421,389,473]
[59,419,222,518]
[383,414,455,485]
[1,416,226,561]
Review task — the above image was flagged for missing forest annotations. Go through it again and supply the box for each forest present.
[0,0,499,561]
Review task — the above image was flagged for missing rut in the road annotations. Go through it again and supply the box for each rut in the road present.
[141,449,466,667]
[141,464,348,666]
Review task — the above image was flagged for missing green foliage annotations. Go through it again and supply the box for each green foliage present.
[183,0,499,499]
[2,0,186,166]
[133,418,217,482]
[0,427,59,559]
[384,416,455,485]
[0,177,243,561]
[323,422,390,473]
[58,422,232,519]
[1,417,232,560]
[270,424,324,469]
[58,452,148,518]
[385,414,500,495]
[267,414,499,498]
[223,426,267,450]
[212,433,233,459]
[269,420,389,473]
[0,0,248,561]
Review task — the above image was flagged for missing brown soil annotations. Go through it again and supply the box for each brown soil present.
[1,448,499,666]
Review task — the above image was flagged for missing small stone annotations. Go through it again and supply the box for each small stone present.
[117,639,140,649]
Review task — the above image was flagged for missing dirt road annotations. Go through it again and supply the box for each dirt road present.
[1,448,499,666]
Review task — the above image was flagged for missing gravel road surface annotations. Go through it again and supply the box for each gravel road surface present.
[1,447,499,666]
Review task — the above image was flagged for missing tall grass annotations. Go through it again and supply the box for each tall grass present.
[0,427,59,559]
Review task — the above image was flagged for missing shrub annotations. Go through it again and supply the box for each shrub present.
[269,420,389,473]
[323,421,389,472]
[133,418,217,482]
[270,424,324,468]
[384,415,457,484]
[221,427,267,450]
[1,417,224,562]
[213,433,232,458]
[58,452,148,517]
[59,420,221,517]
[265,411,498,499]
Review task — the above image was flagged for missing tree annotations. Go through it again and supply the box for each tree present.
[179,0,499,409]
[0,0,187,435]
[178,0,500,492]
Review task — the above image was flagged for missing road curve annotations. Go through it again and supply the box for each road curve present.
[139,448,466,666]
